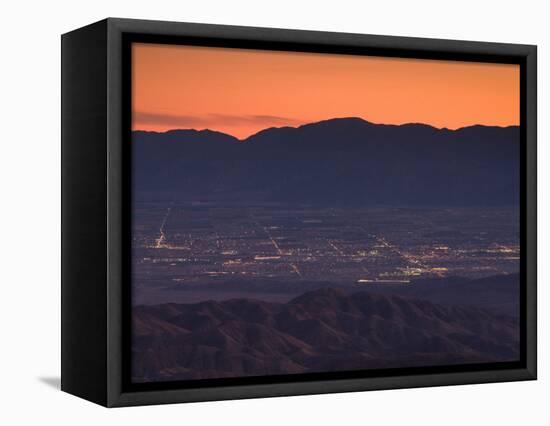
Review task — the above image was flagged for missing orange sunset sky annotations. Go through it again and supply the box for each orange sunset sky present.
[132,43,520,140]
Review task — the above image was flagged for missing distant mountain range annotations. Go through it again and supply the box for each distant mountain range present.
[133,117,520,206]
[132,287,519,382]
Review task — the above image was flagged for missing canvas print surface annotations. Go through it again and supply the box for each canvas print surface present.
[130,43,520,384]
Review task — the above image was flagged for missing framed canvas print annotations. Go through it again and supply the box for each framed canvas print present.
[61,18,537,407]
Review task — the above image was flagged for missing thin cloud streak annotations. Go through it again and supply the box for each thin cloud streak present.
[133,111,304,137]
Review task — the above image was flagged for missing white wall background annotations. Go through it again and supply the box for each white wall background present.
[0,0,546,423]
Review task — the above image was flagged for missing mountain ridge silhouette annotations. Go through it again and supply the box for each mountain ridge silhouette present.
[132,117,520,206]
[133,116,519,141]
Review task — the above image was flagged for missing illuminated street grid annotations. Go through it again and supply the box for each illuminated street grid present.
[132,204,519,290]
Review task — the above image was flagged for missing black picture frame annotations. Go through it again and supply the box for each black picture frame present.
[61,17,537,407]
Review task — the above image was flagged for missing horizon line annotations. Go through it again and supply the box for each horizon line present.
[132,116,520,141]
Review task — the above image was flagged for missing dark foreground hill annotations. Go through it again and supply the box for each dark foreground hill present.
[132,288,519,382]
[141,273,520,317]
[133,118,519,206]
